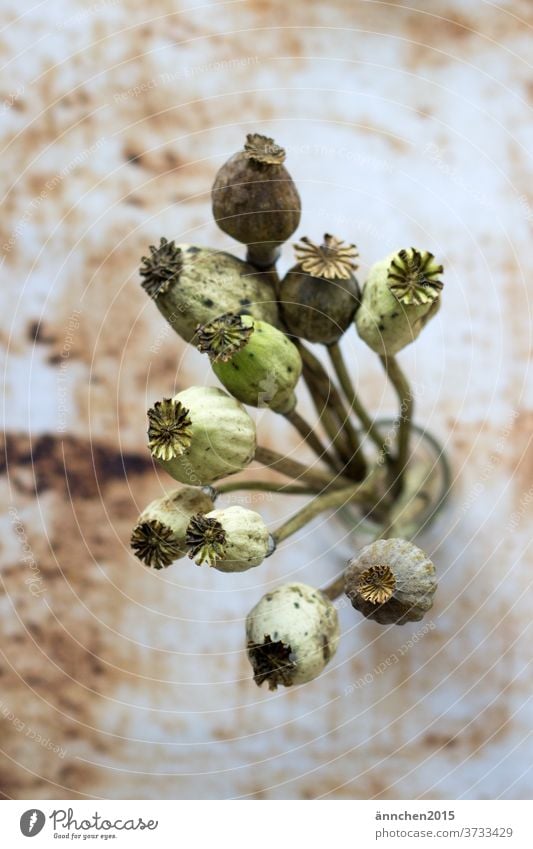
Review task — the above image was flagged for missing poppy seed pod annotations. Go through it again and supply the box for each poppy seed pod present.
[211,133,301,268]
[131,486,215,569]
[279,234,361,345]
[246,582,340,689]
[140,239,279,342]
[185,505,271,572]
[345,538,437,625]
[147,386,256,486]
[196,313,302,414]
[355,248,444,355]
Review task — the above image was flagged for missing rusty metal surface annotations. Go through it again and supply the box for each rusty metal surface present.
[1,0,532,799]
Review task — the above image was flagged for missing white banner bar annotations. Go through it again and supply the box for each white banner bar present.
[1,800,530,848]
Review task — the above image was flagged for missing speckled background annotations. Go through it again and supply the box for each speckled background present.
[1,0,532,800]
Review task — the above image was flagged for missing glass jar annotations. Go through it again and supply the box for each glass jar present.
[336,419,451,552]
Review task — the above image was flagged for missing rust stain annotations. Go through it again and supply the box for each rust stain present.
[1,433,153,498]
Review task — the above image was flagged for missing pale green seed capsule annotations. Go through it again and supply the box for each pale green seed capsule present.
[246,582,340,689]
[355,248,444,355]
[196,313,302,414]
[140,240,279,342]
[185,505,270,572]
[147,386,256,486]
[131,486,215,569]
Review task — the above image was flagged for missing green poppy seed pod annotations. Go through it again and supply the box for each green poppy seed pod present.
[279,234,361,345]
[196,313,302,414]
[139,239,279,342]
[185,505,271,572]
[147,386,256,486]
[211,133,301,268]
[355,248,444,355]
[131,486,215,569]
[345,538,437,625]
[246,582,340,689]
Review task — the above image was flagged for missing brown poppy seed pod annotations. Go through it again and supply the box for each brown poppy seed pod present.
[140,239,279,342]
[345,538,437,625]
[279,234,361,345]
[131,486,215,569]
[211,133,301,269]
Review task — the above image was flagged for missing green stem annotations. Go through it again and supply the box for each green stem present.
[254,445,352,490]
[321,509,396,601]
[321,493,401,601]
[328,342,387,457]
[284,408,341,473]
[379,354,413,494]
[272,476,375,544]
[321,573,346,601]
[214,480,316,496]
[297,342,367,479]
[246,244,281,270]
[300,363,353,461]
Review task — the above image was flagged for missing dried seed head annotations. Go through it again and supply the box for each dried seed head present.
[190,506,270,572]
[185,513,227,566]
[140,243,279,343]
[140,237,183,299]
[130,520,183,569]
[149,387,256,486]
[131,486,215,568]
[388,248,444,306]
[293,234,359,281]
[247,636,296,690]
[354,564,396,604]
[345,538,437,625]
[280,236,361,345]
[147,398,192,461]
[196,313,254,362]
[246,582,340,688]
[212,132,301,267]
[243,133,286,166]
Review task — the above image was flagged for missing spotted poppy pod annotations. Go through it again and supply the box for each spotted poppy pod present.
[140,240,279,342]
[246,582,340,689]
